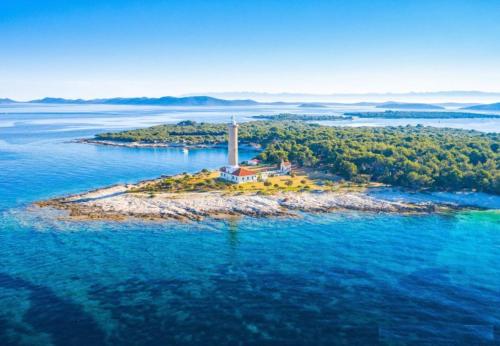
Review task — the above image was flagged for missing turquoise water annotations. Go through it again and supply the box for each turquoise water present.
[1,105,499,345]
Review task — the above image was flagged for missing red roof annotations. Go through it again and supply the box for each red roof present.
[231,167,256,177]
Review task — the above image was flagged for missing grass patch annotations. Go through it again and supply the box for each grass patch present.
[128,169,374,195]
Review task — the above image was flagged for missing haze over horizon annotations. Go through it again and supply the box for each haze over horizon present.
[4,91,500,104]
[1,0,500,100]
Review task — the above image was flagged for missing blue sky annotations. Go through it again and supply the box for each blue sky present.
[1,0,500,100]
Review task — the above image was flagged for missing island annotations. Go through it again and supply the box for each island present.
[37,119,499,221]
[84,120,499,194]
[252,113,351,121]
[298,103,328,108]
[0,98,16,104]
[376,102,445,110]
[462,102,500,111]
[27,96,258,106]
[344,110,500,119]
[37,170,445,221]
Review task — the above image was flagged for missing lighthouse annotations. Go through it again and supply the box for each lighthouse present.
[227,115,239,168]
[219,115,291,184]
[219,116,259,183]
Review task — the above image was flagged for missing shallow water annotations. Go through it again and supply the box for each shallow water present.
[0,105,499,344]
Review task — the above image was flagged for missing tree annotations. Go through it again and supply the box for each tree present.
[338,161,357,179]
[97,120,500,194]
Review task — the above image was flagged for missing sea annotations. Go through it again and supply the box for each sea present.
[0,103,499,345]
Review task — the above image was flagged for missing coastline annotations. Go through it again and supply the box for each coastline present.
[78,138,262,150]
[34,175,466,222]
[77,138,222,149]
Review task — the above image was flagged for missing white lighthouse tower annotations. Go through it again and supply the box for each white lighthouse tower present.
[218,115,289,183]
[219,116,259,183]
[227,115,239,168]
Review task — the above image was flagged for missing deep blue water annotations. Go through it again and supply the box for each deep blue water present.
[1,105,499,345]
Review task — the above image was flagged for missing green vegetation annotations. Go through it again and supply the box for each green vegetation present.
[96,120,324,145]
[132,171,231,193]
[96,121,229,145]
[345,110,500,119]
[252,113,350,121]
[96,115,349,145]
[132,171,330,194]
[96,121,500,194]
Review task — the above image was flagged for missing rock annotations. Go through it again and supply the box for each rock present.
[34,187,454,222]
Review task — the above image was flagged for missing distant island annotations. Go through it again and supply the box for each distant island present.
[86,121,499,194]
[376,102,445,110]
[252,113,350,121]
[462,102,500,111]
[298,103,327,108]
[199,90,500,101]
[25,96,258,106]
[345,110,500,119]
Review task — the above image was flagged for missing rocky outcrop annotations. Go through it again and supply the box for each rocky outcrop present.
[36,182,445,222]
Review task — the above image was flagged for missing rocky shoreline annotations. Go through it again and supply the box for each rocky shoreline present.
[77,138,220,149]
[78,138,261,150]
[34,178,462,222]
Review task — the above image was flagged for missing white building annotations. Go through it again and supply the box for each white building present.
[246,159,260,166]
[220,166,259,183]
[280,160,292,173]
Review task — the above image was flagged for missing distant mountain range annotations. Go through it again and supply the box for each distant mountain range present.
[0,98,16,104]
[1,95,500,111]
[462,102,500,111]
[22,96,258,106]
[187,91,500,103]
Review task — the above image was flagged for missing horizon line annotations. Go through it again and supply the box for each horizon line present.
[4,90,500,103]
